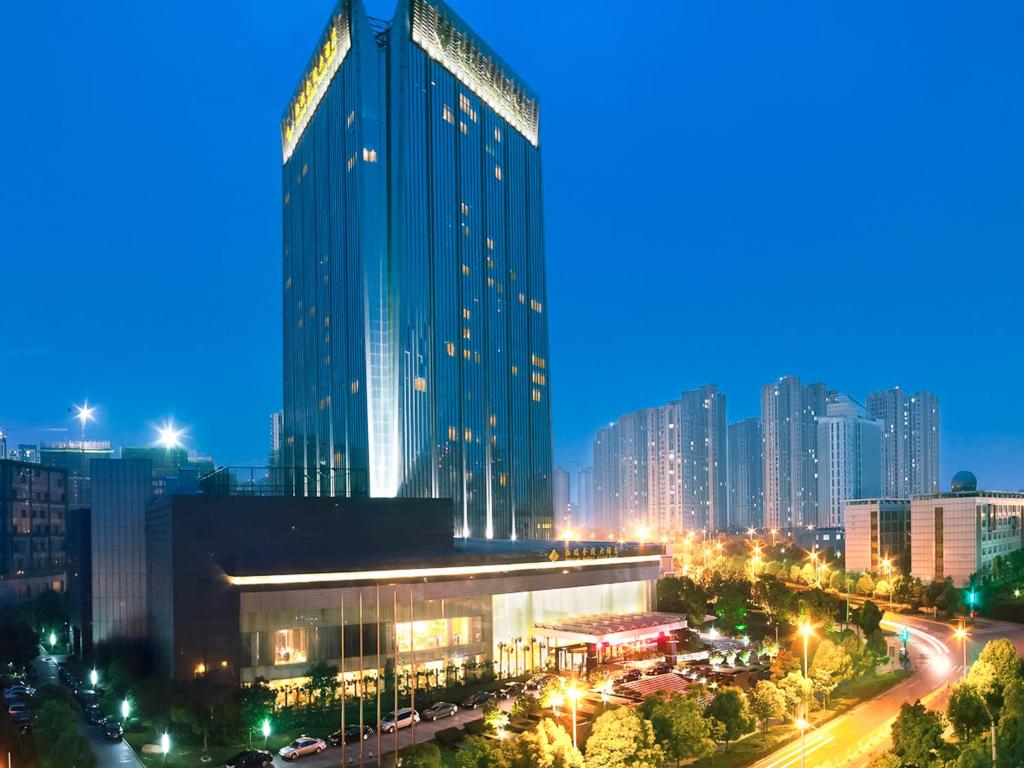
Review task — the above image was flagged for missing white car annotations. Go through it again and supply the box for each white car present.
[380,708,420,733]
[278,736,326,760]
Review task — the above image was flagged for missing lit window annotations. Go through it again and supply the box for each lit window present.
[532,388,542,402]
[460,202,469,215]
[486,238,494,250]
[460,121,467,134]
[532,372,546,385]
[463,328,471,339]
[347,154,356,172]
[518,292,525,304]
[486,257,494,269]
[530,299,543,313]
[462,308,471,319]
[464,428,473,441]
[362,148,377,162]
[445,341,455,357]
[442,104,454,124]
[489,414,497,427]
[302,163,308,176]
[531,354,546,369]
[463,349,471,360]
[448,426,457,441]
[350,379,360,394]
[511,365,518,376]
[462,264,470,276]
[494,127,502,142]
[414,376,427,393]
[274,628,308,665]
[498,472,507,487]
[494,165,502,180]
[347,110,355,128]
[487,277,494,287]
[463,224,470,237]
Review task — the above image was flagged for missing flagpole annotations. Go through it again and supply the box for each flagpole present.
[394,589,400,761]
[359,593,364,766]
[376,585,382,768]
[340,594,346,767]
[409,588,416,746]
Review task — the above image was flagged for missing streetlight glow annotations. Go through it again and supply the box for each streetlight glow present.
[160,732,170,755]
[156,420,186,449]
[121,699,131,721]
[73,401,97,429]
[48,631,57,649]
[89,668,98,687]
[635,524,651,543]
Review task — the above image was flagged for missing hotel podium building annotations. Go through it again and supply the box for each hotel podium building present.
[280,0,553,541]
[146,496,676,686]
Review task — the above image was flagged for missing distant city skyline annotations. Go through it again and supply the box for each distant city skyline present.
[5,0,1024,491]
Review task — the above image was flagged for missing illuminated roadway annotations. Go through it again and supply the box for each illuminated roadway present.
[750,613,1024,768]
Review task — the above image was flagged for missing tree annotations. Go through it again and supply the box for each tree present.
[585,708,663,768]
[753,576,795,627]
[33,698,97,768]
[714,585,748,631]
[402,743,443,768]
[748,680,787,734]
[456,736,509,768]
[778,672,813,718]
[304,662,339,708]
[857,573,876,596]
[857,600,883,637]
[639,692,715,765]
[706,686,755,750]
[0,607,39,669]
[809,639,853,707]
[770,648,801,681]
[974,638,1024,705]
[482,699,510,732]
[34,590,69,630]
[874,579,891,598]
[800,563,816,585]
[539,677,564,710]
[996,679,1024,767]
[955,740,991,768]
[511,692,540,719]
[506,718,583,768]
[891,701,946,768]
[840,633,872,677]
[865,629,887,663]
[948,682,990,741]
[657,576,708,625]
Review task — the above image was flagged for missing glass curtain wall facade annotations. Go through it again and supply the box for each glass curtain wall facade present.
[282,0,553,540]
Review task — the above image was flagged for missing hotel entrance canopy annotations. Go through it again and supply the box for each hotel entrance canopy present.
[532,612,687,646]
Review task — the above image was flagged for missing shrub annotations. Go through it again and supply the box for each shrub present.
[464,718,489,736]
[433,726,465,748]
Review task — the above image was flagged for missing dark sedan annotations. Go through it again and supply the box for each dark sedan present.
[223,749,274,768]
[460,691,496,710]
[421,701,458,721]
[102,720,124,741]
[327,724,374,746]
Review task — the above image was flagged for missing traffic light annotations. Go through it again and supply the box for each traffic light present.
[899,626,910,648]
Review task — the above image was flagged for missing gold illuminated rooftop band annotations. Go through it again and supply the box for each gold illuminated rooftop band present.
[280,7,352,163]
[225,553,660,587]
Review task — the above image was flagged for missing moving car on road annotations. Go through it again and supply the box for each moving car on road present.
[421,701,458,721]
[327,724,374,746]
[279,736,326,760]
[380,708,419,733]
[85,704,105,724]
[223,749,274,768]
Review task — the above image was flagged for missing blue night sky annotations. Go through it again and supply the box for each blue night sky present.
[3,1,1023,488]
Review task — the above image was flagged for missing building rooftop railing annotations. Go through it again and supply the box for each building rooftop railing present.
[198,466,369,497]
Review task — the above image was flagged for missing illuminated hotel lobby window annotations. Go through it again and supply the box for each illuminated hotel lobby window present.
[396,616,482,652]
[274,628,308,665]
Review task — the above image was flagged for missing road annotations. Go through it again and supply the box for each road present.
[750,613,1024,768]
[32,648,144,768]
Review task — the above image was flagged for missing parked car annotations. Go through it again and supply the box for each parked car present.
[498,682,526,699]
[327,724,374,746]
[460,692,496,710]
[85,704,105,724]
[380,708,419,733]
[7,701,31,716]
[223,749,274,768]
[74,688,98,705]
[616,669,642,684]
[646,662,674,676]
[525,674,556,690]
[102,720,124,741]
[421,701,458,721]
[278,736,326,760]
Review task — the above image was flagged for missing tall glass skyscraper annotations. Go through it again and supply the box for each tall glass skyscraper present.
[281,0,553,540]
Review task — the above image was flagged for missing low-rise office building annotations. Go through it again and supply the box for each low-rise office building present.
[911,471,1024,587]
[0,459,67,603]
[146,495,676,688]
[844,499,910,575]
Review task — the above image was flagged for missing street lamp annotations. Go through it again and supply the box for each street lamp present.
[550,691,564,717]
[121,699,131,722]
[881,557,894,612]
[89,668,98,687]
[48,632,57,650]
[566,682,583,748]
[160,732,170,763]
[261,718,271,747]
[798,623,814,678]
[795,718,810,768]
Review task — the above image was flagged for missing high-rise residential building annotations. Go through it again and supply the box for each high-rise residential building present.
[844,498,910,575]
[762,376,831,531]
[575,466,594,531]
[591,386,727,537]
[592,426,619,536]
[553,467,571,530]
[39,440,114,507]
[0,459,67,604]
[867,387,941,498]
[0,429,7,460]
[679,385,727,532]
[281,0,553,541]
[11,445,39,463]
[270,411,284,469]
[90,459,154,644]
[728,418,763,530]
[815,394,882,527]
[911,471,1024,587]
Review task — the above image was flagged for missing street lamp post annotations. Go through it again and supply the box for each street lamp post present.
[799,623,813,678]
[261,718,271,747]
[795,718,809,768]
[566,682,582,749]
[89,668,98,688]
[955,623,969,679]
